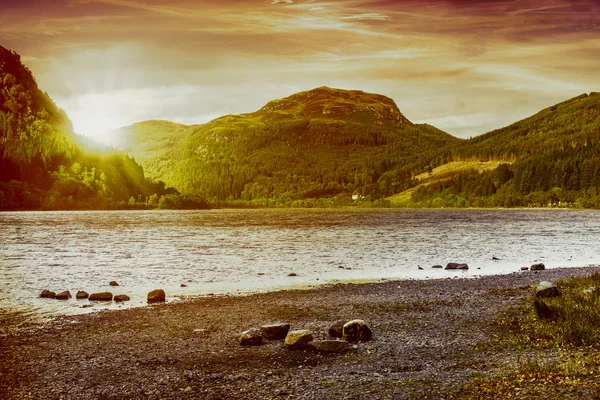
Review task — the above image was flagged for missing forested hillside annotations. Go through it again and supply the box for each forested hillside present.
[0,45,208,210]
[114,87,461,206]
[407,92,600,207]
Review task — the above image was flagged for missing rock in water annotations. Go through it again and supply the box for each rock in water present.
[76,290,89,299]
[521,266,529,271]
[287,273,298,277]
[237,328,263,346]
[536,281,560,298]
[147,289,166,303]
[445,263,469,270]
[285,330,313,349]
[114,294,130,302]
[180,284,187,287]
[531,263,546,271]
[260,323,290,340]
[431,265,443,269]
[109,281,119,286]
[40,290,56,298]
[328,320,345,338]
[55,291,72,300]
[308,340,349,353]
[89,292,113,301]
[342,320,372,343]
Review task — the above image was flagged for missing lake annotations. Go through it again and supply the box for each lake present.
[1,208,599,322]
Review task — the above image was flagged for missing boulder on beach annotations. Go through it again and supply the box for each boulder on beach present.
[521,266,529,271]
[114,294,130,302]
[76,290,89,299]
[40,290,56,299]
[260,323,291,340]
[328,320,345,338]
[431,265,443,269]
[285,330,313,349]
[55,291,72,300]
[308,340,350,353]
[342,320,372,343]
[89,292,113,301]
[531,263,545,271]
[147,289,166,303]
[445,263,469,270]
[237,328,263,346]
[536,281,560,298]
[109,281,119,286]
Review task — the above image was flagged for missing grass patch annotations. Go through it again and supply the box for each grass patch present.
[454,272,600,398]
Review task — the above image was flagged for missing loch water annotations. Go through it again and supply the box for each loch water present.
[1,208,599,321]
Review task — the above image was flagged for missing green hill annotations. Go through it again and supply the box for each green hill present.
[0,45,208,210]
[406,93,600,208]
[114,87,461,206]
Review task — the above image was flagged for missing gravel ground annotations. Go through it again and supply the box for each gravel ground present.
[1,267,598,400]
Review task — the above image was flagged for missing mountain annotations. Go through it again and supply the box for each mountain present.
[0,45,208,210]
[399,92,600,208]
[111,87,461,206]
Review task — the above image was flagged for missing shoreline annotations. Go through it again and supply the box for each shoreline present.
[2,266,599,399]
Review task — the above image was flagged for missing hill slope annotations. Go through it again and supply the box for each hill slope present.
[405,92,600,207]
[113,87,461,205]
[0,45,206,210]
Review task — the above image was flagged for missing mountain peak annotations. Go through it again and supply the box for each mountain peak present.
[256,86,411,126]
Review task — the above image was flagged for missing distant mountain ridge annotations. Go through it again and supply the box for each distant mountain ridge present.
[110,86,460,205]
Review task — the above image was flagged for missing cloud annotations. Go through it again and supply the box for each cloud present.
[1,0,598,138]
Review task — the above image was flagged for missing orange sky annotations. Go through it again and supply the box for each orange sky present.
[1,0,599,138]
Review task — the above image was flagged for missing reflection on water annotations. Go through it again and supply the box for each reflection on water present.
[1,209,599,320]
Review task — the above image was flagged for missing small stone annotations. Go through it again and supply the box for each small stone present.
[342,320,372,343]
[181,284,187,287]
[287,273,298,277]
[445,263,468,270]
[76,290,89,299]
[285,330,313,349]
[308,340,349,353]
[237,328,263,346]
[55,291,72,300]
[89,292,113,301]
[114,294,130,302]
[536,281,560,298]
[260,323,290,340]
[109,281,119,286]
[147,289,166,303]
[40,290,56,299]
[521,266,529,271]
[431,265,443,269]
[328,320,345,338]
[531,263,545,271]
[184,386,192,392]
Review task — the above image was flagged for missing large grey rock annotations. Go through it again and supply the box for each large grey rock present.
[342,320,372,343]
[89,292,113,301]
[114,294,130,302]
[147,289,166,303]
[76,290,89,299]
[55,291,72,300]
[308,340,350,353]
[237,328,262,346]
[260,323,290,340]
[536,281,560,298]
[40,290,56,299]
[531,263,546,271]
[445,263,469,270]
[328,320,345,338]
[285,330,313,349]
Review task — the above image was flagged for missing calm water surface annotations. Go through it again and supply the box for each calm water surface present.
[1,209,600,321]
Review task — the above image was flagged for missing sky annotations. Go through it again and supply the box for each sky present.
[1,0,599,139]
